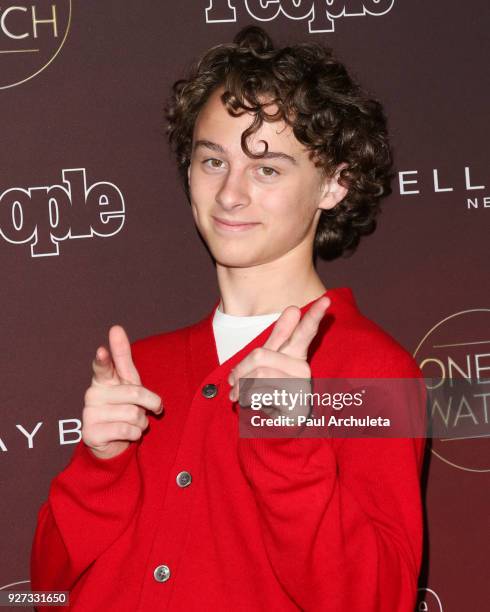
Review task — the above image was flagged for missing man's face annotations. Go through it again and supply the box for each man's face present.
[188,87,346,269]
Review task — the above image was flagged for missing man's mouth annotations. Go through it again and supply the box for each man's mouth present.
[212,216,261,232]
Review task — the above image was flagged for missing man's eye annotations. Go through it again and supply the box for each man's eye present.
[258,166,279,177]
[204,158,224,169]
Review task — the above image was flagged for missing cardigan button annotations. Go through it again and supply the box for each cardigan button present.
[153,564,171,583]
[176,471,192,488]
[202,383,218,399]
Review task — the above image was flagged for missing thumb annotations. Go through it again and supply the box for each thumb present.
[262,306,301,352]
[108,325,141,385]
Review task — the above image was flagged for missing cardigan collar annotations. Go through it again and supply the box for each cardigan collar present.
[189,287,357,388]
[187,287,358,393]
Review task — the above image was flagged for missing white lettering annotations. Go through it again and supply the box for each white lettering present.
[1,6,29,39]
[399,170,419,195]
[433,169,453,192]
[205,0,395,32]
[31,4,58,39]
[59,419,81,445]
[0,168,125,258]
[475,353,490,382]
[464,166,485,191]
[16,422,43,448]
[453,396,478,427]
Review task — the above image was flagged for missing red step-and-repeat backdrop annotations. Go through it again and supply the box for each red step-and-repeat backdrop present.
[1,2,488,610]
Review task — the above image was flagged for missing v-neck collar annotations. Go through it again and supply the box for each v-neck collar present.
[187,287,357,392]
[189,287,356,388]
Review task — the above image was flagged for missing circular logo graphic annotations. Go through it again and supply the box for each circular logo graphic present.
[416,587,443,612]
[414,308,490,472]
[0,1,71,90]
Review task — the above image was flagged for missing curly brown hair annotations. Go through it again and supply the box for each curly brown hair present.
[165,25,394,261]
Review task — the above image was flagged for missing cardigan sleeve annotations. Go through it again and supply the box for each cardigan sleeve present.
[236,367,426,611]
[30,439,142,592]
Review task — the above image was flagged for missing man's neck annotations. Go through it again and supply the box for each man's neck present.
[216,258,327,316]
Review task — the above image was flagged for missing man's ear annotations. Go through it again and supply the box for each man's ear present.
[318,162,349,211]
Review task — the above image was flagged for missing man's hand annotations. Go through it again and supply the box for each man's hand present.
[227,296,330,420]
[82,325,163,460]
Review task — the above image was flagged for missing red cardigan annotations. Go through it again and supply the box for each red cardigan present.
[30,287,426,611]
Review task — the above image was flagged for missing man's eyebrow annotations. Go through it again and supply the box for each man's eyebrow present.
[193,140,225,154]
[193,139,297,165]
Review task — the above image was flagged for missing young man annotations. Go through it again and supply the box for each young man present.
[31,26,426,611]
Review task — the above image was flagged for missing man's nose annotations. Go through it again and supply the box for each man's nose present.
[215,168,251,210]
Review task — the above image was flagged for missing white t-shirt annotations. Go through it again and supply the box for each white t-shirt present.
[212,303,281,365]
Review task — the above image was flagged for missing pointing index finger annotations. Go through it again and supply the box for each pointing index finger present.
[279,296,330,360]
[109,325,141,385]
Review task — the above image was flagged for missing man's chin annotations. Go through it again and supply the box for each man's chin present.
[213,251,263,269]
